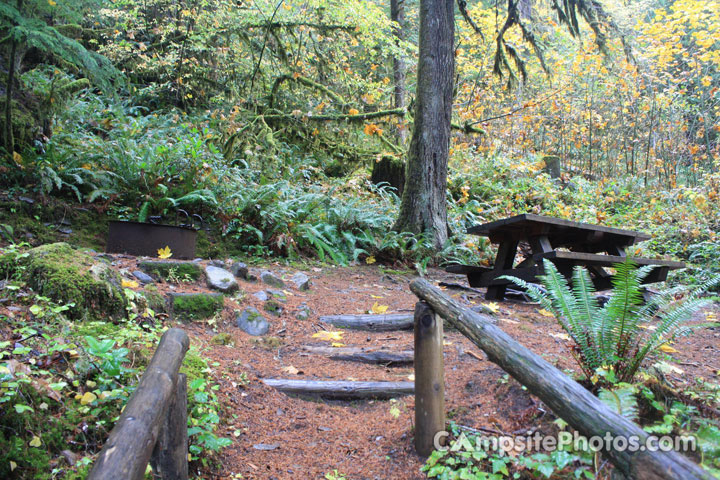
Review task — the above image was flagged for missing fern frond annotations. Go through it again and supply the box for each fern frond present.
[598,384,639,420]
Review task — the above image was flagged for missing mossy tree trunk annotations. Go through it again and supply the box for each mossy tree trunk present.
[391,0,407,142]
[4,0,23,154]
[393,0,454,250]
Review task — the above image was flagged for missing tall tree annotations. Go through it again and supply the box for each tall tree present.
[391,0,408,142]
[393,0,455,249]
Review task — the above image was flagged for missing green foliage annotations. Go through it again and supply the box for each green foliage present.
[421,422,594,479]
[502,259,718,383]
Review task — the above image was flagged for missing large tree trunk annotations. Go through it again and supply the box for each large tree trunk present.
[393,0,454,250]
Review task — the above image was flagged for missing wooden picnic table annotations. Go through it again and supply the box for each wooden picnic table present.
[448,213,685,301]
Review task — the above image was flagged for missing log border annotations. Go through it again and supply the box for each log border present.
[88,328,190,480]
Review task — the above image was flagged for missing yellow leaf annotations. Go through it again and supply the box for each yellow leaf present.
[370,294,383,299]
[331,342,345,348]
[10,461,17,471]
[365,255,376,265]
[121,279,139,289]
[482,302,500,314]
[371,302,389,314]
[312,330,343,342]
[538,309,555,318]
[29,436,42,447]
[48,0,56,5]
[706,312,717,323]
[80,391,97,405]
[348,108,359,115]
[550,332,571,341]
[157,246,172,259]
[659,344,678,354]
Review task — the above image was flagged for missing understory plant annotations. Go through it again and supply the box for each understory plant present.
[502,259,718,384]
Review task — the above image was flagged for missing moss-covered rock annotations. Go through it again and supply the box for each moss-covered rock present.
[138,261,203,282]
[167,292,223,321]
[141,285,166,313]
[3,243,126,321]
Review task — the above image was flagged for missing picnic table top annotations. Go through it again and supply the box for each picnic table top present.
[467,213,650,246]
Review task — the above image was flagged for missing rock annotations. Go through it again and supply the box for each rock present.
[18,196,34,204]
[291,272,311,291]
[264,300,283,317]
[60,450,77,466]
[252,291,269,301]
[58,227,72,235]
[0,243,127,321]
[237,307,270,336]
[138,261,203,282]
[132,270,154,284]
[295,304,312,321]
[205,265,238,293]
[167,292,224,321]
[246,272,258,282]
[230,261,249,279]
[253,443,279,451]
[260,271,285,288]
[210,259,225,267]
[266,289,286,302]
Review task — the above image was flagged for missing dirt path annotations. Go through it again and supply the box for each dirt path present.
[111,257,720,480]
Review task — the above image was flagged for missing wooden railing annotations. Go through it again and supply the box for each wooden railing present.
[410,278,712,480]
[88,328,190,480]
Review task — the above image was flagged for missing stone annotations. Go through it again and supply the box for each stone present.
[230,261,249,279]
[210,259,225,267]
[237,307,270,336]
[290,272,311,291]
[138,261,202,282]
[266,289,286,302]
[252,291,269,302]
[263,300,283,317]
[167,292,224,321]
[132,270,154,284]
[260,271,285,288]
[295,304,312,321]
[205,265,238,293]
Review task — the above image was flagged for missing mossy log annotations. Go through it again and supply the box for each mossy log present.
[409,278,712,480]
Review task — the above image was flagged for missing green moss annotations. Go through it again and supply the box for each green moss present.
[263,300,283,316]
[195,229,245,259]
[210,332,234,346]
[180,350,209,384]
[141,286,166,313]
[169,292,223,321]
[249,336,284,350]
[138,261,202,282]
[18,243,126,321]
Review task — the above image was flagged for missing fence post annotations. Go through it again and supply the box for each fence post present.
[151,373,188,480]
[414,301,445,456]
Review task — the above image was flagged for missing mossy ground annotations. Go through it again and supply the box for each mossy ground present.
[2,242,126,321]
[169,293,224,321]
[138,261,203,282]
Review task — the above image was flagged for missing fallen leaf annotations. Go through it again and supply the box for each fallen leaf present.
[10,461,16,471]
[29,436,41,447]
[282,365,300,375]
[80,391,97,405]
[365,255,376,265]
[538,309,555,318]
[407,374,415,381]
[371,302,389,314]
[157,246,172,259]
[500,318,519,324]
[550,332,571,341]
[312,330,343,342]
[482,302,500,314]
[659,344,678,354]
[331,342,346,348]
[121,279,139,289]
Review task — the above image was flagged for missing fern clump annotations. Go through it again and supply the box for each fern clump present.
[503,259,718,384]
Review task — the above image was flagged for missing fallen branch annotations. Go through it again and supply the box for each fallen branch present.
[262,379,414,399]
[319,313,414,331]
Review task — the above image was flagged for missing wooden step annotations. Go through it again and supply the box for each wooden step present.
[261,379,414,399]
[302,345,413,365]
[318,313,413,331]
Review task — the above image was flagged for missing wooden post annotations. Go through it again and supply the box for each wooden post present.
[151,373,188,480]
[88,328,190,480]
[410,278,713,480]
[414,301,445,456]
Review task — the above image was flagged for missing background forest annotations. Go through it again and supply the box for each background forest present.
[0,0,719,478]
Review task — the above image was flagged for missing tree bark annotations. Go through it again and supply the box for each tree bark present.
[4,0,22,154]
[302,345,414,365]
[318,313,414,331]
[393,0,455,250]
[391,0,407,142]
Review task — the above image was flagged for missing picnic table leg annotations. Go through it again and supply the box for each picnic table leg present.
[485,239,518,301]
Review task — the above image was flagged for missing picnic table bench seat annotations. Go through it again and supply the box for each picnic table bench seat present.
[448,214,685,300]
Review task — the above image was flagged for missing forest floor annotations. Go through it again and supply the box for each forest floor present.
[103,255,720,480]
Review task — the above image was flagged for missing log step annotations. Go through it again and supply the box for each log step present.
[261,379,414,399]
[302,345,413,365]
[318,313,413,331]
